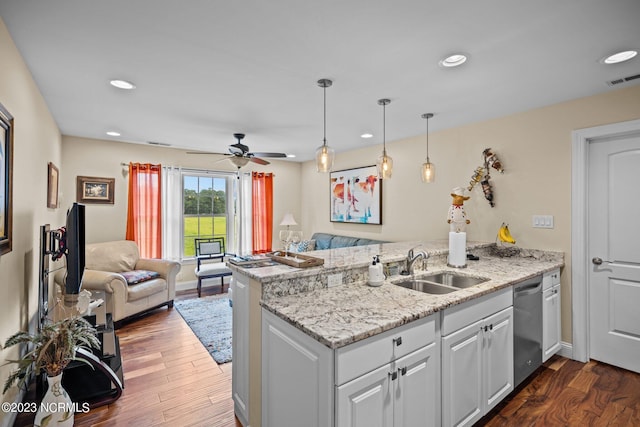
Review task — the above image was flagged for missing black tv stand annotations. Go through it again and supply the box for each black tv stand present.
[62,310,124,408]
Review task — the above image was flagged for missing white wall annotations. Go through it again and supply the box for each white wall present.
[0,17,64,424]
[61,135,301,283]
[301,83,640,344]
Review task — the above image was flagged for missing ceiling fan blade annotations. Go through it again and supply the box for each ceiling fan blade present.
[250,157,270,165]
[186,151,228,155]
[249,152,287,158]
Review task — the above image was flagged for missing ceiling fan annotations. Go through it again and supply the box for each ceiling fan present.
[188,133,287,168]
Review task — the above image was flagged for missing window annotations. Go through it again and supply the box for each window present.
[182,173,234,259]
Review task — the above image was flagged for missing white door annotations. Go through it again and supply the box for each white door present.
[483,307,513,412]
[336,363,393,427]
[394,343,439,427]
[588,133,640,373]
[441,319,483,427]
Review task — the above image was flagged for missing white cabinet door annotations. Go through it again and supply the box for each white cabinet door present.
[442,319,483,427]
[337,362,393,427]
[483,307,514,412]
[542,285,561,362]
[231,276,250,426]
[262,310,333,427]
[394,342,440,427]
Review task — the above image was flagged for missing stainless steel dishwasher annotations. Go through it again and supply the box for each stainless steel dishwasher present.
[513,275,543,387]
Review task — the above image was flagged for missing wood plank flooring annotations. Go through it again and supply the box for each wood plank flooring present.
[14,285,640,426]
[73,287,240,427]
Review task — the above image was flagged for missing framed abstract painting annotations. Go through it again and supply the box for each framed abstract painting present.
[0,102,13,256]
[330,165,381,224]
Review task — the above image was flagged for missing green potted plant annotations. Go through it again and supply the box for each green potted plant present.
[2,316,100,426]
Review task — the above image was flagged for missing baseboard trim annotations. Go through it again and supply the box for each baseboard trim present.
[559,341,573,360]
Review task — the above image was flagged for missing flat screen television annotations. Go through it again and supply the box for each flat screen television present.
[64,202,85,299]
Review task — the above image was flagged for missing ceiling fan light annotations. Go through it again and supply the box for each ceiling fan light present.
[421,161,435,183]
[316,144,335,173]
[230,157,250,168]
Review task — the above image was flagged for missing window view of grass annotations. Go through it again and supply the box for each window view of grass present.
[182,174,230,259]
[183,216,228,257]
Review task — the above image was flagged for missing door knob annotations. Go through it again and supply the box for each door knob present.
[592,257,612,265]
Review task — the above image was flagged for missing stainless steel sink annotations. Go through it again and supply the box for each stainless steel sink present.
[394,279,457,294]
[393,272,490,295]
[419,272,489,289]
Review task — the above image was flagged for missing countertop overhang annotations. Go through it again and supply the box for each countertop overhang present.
[233,241,564,349]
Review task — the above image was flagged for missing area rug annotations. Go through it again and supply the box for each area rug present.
[174,295,232,364]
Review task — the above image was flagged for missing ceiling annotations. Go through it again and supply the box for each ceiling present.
[1,0,639,162]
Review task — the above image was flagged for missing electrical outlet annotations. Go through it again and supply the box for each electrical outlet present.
[532,215,554,229]
[327,273,343,288]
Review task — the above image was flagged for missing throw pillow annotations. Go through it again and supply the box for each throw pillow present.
[289,239,316,253]
[121,270,161,286]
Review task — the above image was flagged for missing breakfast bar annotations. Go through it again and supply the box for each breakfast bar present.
[229,240,564,427]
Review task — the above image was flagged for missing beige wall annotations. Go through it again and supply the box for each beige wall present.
[301,83,640,344]
[0,17,64,421]
[61,135,301,283]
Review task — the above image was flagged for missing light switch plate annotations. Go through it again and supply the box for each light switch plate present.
[532,215,554,229]
[327,273,343,288]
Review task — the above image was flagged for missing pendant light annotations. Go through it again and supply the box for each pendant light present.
[421,113,435,183]
[315,79,335,172]
[376,98,393,179]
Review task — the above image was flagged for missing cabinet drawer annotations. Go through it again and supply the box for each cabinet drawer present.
[442,287,512,337]
[335,314,437,386]
[542,268,561,290]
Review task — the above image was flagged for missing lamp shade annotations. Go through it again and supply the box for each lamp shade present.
[421,161,435,183]
[279,213,298,227]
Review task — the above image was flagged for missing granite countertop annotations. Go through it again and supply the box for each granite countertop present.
[259,246,564,349]
[228,239,493,282]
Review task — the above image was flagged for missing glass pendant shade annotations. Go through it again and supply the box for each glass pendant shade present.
[377,151,393,179]
[376,98,393,179]
[421,112,435,183]
[315,144,335,173]
[315,78,334,173]
[421,160,435,182]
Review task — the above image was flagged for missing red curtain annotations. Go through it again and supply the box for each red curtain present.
[126,163,162,258]
[252,172,273,253]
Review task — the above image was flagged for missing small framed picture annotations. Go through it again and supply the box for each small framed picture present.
[47,162,59,209]
[77,176,115,204]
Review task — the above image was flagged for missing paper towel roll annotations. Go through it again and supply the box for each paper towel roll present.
[448,232,467,268]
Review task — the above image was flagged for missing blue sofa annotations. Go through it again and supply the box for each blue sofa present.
[311,232,386,250]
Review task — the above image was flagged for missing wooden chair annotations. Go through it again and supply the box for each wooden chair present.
[194,237,233,297]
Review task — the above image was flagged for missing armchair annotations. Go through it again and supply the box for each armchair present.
[54,240,180,327]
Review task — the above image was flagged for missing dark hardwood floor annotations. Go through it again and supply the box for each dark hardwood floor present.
[14,284,640,426]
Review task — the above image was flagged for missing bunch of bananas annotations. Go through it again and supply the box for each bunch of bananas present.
[497,223,516,244]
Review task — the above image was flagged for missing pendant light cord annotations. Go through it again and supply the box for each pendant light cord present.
[426,114,429,161]
[323,84,327,147]
[382,102,386,153]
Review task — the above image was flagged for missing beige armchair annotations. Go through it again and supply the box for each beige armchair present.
[55,240,180,327]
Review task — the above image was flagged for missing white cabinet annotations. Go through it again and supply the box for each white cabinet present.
[441,288,514,427]
[262,309,440,427]
[231,275,250,426]
[542,268,561,362]
[262,310,334,427]
[336,342,439,427]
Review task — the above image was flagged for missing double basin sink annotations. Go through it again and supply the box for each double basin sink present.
[394,272,489,295]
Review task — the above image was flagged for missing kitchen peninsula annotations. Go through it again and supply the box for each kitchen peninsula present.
[229,240,564,427]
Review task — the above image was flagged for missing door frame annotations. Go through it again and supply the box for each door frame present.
[571,118,640,363]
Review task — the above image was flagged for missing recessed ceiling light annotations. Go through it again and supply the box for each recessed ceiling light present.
[602,50,638,64]
[361,133,373,139]
[106,131,121,136]
[109,79,136,90]
[286,154,296,158]
[439,54,468,68]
